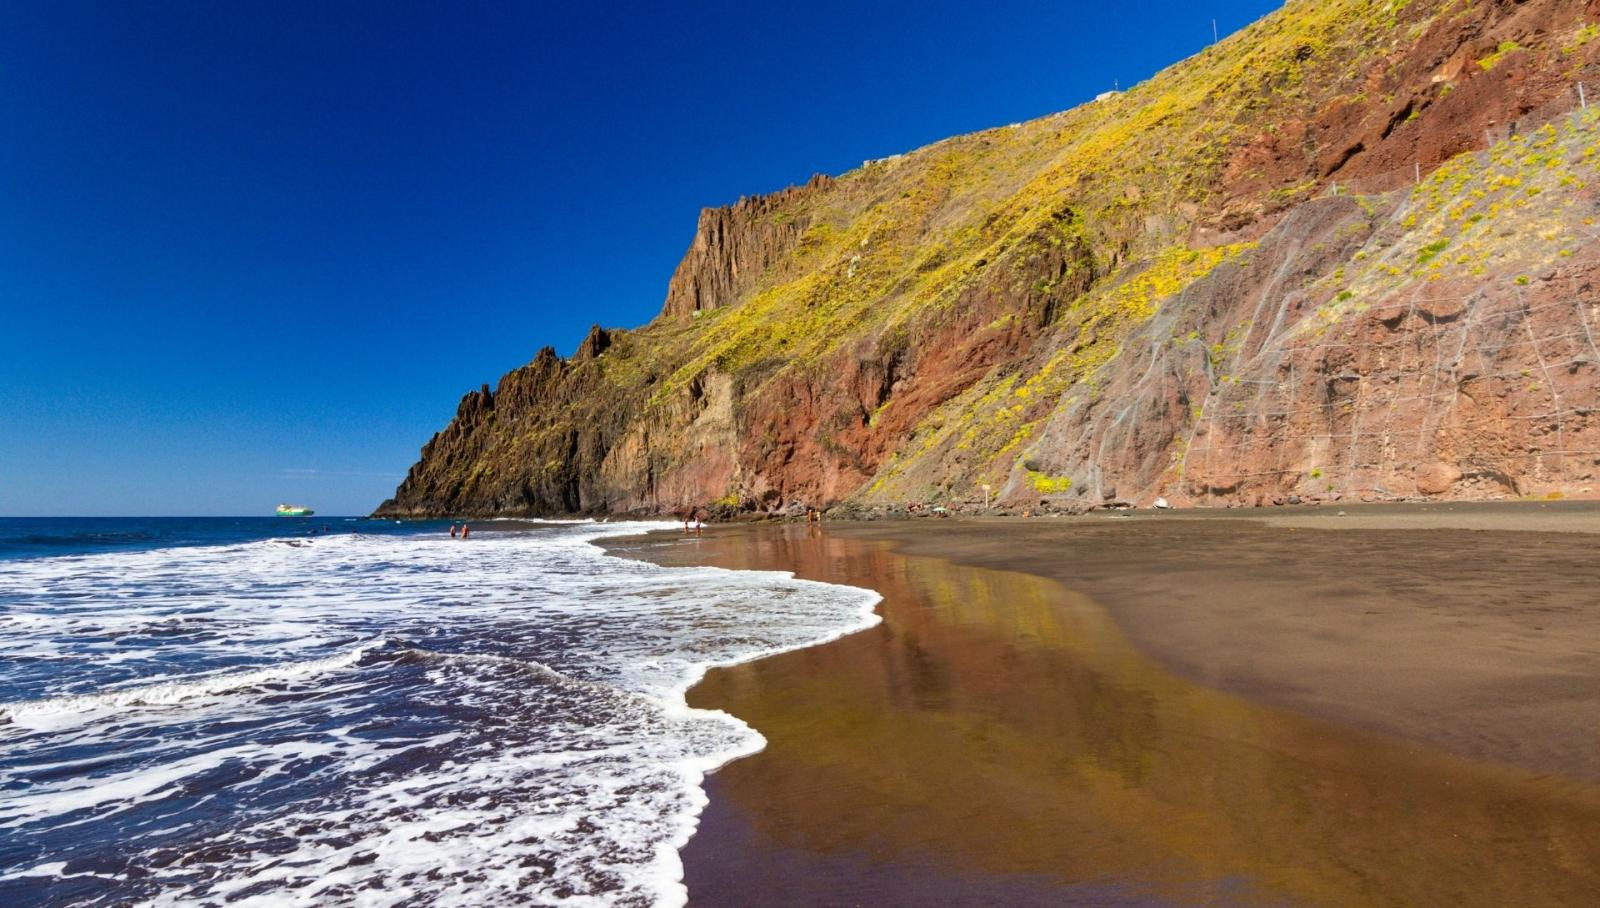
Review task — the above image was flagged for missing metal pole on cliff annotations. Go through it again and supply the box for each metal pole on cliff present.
[1580,82,1588,110]
[1212,19,1219,44]
[1414,162,1421,185]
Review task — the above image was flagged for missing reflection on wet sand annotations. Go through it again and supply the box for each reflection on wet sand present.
[642,526,1600,907]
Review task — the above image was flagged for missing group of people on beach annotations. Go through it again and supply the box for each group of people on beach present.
[676,506,825,536]
[448,522,471,539]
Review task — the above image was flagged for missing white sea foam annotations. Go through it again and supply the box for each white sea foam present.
[0,645,373,728]
[0,522,881,907]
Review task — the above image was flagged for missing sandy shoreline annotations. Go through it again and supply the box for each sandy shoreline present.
[827,503,1600,781]
[605,502,1600,906]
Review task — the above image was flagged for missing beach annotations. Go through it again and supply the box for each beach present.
[609,502,1600,907]
[0,519,881,907]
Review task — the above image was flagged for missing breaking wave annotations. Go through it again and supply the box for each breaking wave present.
[0,522,881,907]
[0,645,375,727]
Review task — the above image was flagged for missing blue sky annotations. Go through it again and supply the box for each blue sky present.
[0,0,1281,515]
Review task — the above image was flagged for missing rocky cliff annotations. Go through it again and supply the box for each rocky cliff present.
[378,0,1600,518]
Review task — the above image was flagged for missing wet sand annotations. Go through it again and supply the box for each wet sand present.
[609,504,1600,907]
[833,502,1600,781]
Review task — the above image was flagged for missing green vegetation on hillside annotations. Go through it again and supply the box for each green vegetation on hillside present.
[385,0,1600,517]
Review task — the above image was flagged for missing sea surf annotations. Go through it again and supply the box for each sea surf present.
[0,518,881,906]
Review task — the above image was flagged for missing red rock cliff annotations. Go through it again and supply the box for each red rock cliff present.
[378,0,1600,518]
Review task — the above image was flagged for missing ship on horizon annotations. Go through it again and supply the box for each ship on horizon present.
[275,503,315,517]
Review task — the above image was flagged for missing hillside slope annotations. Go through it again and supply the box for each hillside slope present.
[378,0,1600,518]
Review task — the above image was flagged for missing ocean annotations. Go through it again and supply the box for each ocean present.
[0,517,880,906]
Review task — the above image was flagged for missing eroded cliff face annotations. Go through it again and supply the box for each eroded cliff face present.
[660,176,833,319]
[378,0,1600,518]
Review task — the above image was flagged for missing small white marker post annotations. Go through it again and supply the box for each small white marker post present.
[1415,161,1421,184]
[982,484,992,509]
[1580,82,1588,110]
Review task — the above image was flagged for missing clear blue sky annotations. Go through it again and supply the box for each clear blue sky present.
[0,0,1281,516]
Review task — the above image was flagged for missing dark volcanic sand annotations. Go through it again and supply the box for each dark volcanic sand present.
[609,504,1600,907]
[833,502,1600,781]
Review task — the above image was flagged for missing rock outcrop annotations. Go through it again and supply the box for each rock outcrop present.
[660,175,833,319]
[377,0,1600,518]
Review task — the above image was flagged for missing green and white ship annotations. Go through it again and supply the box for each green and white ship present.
[275,504,315,517]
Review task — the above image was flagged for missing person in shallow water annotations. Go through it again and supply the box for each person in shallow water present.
[461,524,470,539]
[449,523,458,538]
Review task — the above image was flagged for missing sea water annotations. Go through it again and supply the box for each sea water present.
[0,518,880,906]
